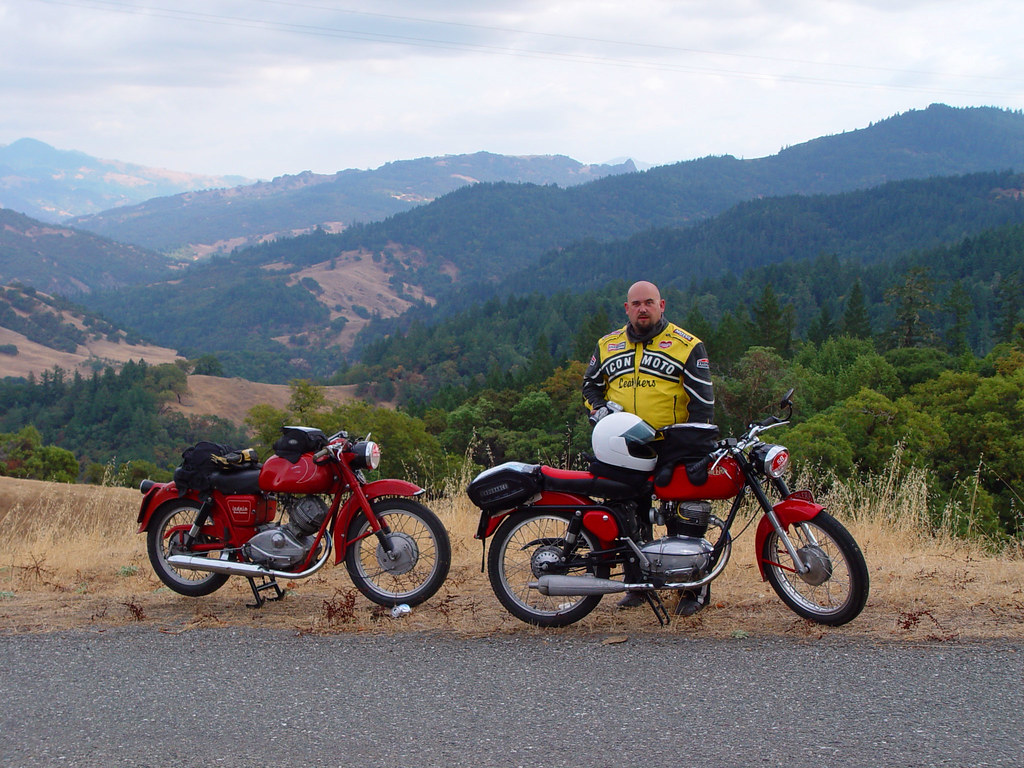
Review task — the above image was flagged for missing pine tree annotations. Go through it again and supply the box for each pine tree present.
[807,305,837,346]
[885,267,937,348]
[841,281,872,339]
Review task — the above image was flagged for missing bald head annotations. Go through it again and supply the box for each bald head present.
[625,281,665,333]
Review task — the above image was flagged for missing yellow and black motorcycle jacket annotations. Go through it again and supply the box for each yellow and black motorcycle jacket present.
[582,318,715,429]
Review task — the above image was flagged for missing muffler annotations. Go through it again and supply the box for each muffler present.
[532,575,641,596]
[167,540,331,581]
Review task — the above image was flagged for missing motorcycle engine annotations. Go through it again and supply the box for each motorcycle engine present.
[640,536,714,579]
[243,495,328,570]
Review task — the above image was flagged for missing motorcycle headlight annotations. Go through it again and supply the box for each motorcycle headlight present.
[349,440,381,471]
[754,444,789,478]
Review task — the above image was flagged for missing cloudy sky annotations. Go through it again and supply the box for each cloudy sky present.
[3,0,1023,179]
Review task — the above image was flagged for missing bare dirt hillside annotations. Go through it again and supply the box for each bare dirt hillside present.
[277,245,451,353]
[0,325,182,379]
[170,375,359,424]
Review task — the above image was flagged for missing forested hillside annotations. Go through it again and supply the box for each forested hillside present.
[342,220,1024,404]
[0,360,246,482]
[76,171,1024,383]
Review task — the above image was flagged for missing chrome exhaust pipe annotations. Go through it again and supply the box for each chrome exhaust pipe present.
[167,539,332,581]
[532,575,644,596]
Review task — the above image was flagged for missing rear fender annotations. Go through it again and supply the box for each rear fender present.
[474,490,591,540]
[754,496,824,580]
[137,481,192,532]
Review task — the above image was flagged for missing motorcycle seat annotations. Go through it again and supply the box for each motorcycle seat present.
[210,468,262,495]
[540,466,639,499]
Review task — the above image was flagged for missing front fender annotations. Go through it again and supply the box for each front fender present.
[360,478,425,500]
[136,481,189,532]
[754,497,824,580]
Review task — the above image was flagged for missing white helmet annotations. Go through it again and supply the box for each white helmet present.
[592,411,658,472]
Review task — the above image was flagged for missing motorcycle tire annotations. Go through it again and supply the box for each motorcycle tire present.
[487,508,610,628]
[146,499,230,597]
[761,510,869,626]
[344,497,451,607]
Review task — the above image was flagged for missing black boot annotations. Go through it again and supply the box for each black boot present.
[616,591,646,609]
[675,584,710,616]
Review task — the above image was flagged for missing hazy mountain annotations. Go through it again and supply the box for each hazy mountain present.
[0,208,173,295]
[67,152,636,257]
[0,138,251,221]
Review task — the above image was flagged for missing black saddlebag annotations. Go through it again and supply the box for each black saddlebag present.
[174,441,259,493]
[467,462,543,512]
[273,426,328,463]
[654,423,720,486]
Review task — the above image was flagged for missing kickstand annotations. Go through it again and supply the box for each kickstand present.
[644,591,671,626]
[246,575,285,608]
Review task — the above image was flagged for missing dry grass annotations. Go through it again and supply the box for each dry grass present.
[2,466,1022,642]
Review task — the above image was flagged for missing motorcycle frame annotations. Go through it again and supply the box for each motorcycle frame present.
[138,458,425,571]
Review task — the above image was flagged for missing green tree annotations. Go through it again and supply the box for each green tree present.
[806,304,837,346]
[191,354,225,376]
[841,280,872,339]
[573,306,612,361]
[715,346,792,433]
[943,281,973,356]
[749,284,795,355]
[885,267,937,349]
[0,426,79,482]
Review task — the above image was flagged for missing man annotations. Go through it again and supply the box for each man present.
[581,280,715,613]
[583,281,714,428]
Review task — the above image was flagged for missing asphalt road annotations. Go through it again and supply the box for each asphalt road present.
[1,628,1021,768]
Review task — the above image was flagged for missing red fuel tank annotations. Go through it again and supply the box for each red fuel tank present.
[259,454,338,494]
[654,456,744,501]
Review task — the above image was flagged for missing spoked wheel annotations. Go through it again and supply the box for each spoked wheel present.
[344,498,451,607]
[487,509,609,628]
[761,510,869,626]
[146,499,230,597]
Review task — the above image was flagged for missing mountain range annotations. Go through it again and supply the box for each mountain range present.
[69,153,636,258]
[2,103,1024,383]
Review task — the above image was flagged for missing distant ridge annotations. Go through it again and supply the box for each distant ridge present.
[68,152,636,257]
[0,138,251,221]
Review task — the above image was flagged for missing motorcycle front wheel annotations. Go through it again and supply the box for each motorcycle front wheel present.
[344,498,451,607]
[487,509,609,628]
[146,499,230,597]
[761,510,869,626]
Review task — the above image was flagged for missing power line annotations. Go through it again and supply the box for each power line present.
[28,0,1024,98]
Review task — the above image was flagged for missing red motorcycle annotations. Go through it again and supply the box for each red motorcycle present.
[467,390,869,627]
[138,426,451,608]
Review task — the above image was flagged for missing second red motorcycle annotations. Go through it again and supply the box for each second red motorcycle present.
[138,425,451,608]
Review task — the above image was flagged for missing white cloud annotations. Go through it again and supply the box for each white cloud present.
[2,0,1022,178]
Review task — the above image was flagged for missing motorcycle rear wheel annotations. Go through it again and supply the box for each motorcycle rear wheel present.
[344,498,451,607]
[146,499,230,597]
[487,509,609,628]
[761,510,869,626]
